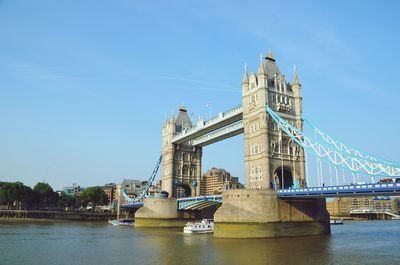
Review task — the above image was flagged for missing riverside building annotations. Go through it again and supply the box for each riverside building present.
[101,183,117,202]
[326,196,400,216]
[200,167,244,196]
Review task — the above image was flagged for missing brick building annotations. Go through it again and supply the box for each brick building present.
[200,167,243,196]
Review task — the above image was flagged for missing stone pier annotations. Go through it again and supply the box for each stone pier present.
[134,198,188,227]
[214,189,330,238]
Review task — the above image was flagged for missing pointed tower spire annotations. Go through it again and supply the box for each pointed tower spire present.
[265,48,275,62]
[242,63,249,84]
[292,64,300,85]
[197,114,204,128]
[291,64,302,116]
[171,110,175,124]
[258,53,266,75]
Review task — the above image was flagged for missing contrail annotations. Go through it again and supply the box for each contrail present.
[129,72,239,92]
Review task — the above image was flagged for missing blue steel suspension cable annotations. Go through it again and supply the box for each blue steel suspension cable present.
[303,118,400,167]
[265,105,400,177]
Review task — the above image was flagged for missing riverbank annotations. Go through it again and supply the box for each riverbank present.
[0,210,116,222]
[330,216,354,220]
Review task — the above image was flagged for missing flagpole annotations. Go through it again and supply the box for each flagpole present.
[206,101,212,120]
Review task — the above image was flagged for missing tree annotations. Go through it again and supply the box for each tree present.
[79,187,109,208]
[0,182,34,209]
[57,192,77,209]
[33,182,58,206]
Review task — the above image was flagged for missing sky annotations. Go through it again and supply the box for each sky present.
[1,0,400,190]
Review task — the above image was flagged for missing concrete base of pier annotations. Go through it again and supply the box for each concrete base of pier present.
[134,198,188,227]
[214,189,330,238]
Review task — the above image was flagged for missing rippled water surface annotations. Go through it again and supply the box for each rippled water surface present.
[1,220,399,265]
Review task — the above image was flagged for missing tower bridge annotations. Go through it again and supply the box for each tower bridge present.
[160,51,305,200]
[133,51,400,238]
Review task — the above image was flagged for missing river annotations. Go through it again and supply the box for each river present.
[0,220,399,265]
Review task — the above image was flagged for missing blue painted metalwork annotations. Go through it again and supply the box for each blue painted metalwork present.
[175,182,400,209]
[303,118,400,167]
[120,155,162,206]
[265,105,400,177]
[177,195,222,210]
[121,104,400,211]
[120,183,400,210]
[277,182,400,198]
[120,202,144,209]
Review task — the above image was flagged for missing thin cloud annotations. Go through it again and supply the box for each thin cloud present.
[17,74,79,80]
[0,63,74,70]
[1,61,78,81]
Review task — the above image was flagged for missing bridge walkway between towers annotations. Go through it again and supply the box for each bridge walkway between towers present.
[172,105,243,145]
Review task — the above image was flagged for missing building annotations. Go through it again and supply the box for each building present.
[63,184,83,196]
[200,167,244,196]
[102,183,117,203]
[326,196,400,216]
[121,179,148,199]
[148,180,162,197]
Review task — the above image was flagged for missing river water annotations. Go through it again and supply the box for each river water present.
[0,220,399,265]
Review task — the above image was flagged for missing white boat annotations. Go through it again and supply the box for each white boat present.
[183,219,214,234]
[108,219,134,226]
[330,219,344,225]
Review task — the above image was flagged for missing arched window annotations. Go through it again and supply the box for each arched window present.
[182,165,189,176]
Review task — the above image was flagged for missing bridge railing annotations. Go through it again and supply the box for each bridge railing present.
[177,195,222,202]
[203,105,242,127]
[177,195,222,210]
[277,182,400,197]
[120,201,144,209]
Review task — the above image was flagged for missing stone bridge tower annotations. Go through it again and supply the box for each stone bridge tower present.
[215,51,329,238]
[242,51,306,190]
[161,106,202,198]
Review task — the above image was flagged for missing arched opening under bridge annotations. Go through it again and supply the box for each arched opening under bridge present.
[274,167,294,189]
[175,184,192,198]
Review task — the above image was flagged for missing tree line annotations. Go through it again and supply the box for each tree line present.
[0,181,109,210]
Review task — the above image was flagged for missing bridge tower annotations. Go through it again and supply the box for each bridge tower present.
[161,106,202,198]
[136,106,203,227]
[214,51,330,238]
[242,51,305,190]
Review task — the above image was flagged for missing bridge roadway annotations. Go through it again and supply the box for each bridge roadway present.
[121,182,400,210]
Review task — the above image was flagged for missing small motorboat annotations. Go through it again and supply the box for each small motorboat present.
[183,219,214,234]
[108,219,134,226]
[330,219,344,225]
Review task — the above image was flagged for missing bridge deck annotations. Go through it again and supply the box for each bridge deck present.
[277,183,400,198]
[120,183,400,210]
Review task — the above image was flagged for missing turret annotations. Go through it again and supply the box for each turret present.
[170,110,175,126]
[164,114,168,128]
[175,105,192,133]
[292,64,301,96]
[291,65,302,117]
[257,53,267,88]
[242,63,249,92]
[197,115,204,128]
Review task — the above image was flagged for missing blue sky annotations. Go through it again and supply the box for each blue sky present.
[1,0,399,190]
